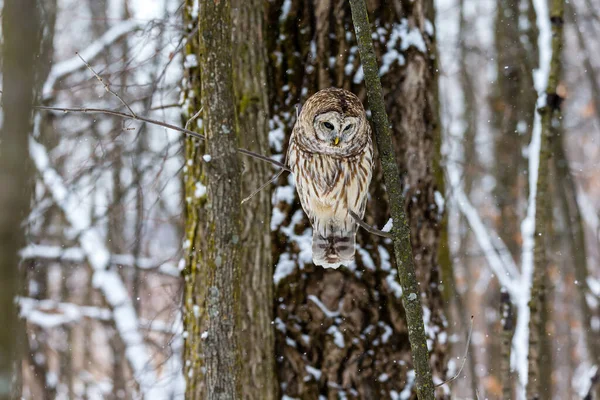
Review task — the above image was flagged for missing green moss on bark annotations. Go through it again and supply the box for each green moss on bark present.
[348,1,436,399]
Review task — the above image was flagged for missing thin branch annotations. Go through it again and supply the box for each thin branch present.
[349,210,392,239]
[20,244,180,277]
[184,107,203,131]
[435,315,474,388]
[241,169,284,204]
[18,297,179,335]
[150,102,182,110]
[42,20,144,100]
[76,52,137,117]
[29,134,166,398]
[35,105,291,172]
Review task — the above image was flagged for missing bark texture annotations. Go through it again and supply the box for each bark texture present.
[181,3,206,398]
[526,0,565,397]
[181,1,243,399]
[266,0,447,398]
[500,289,514,399]
[232,1,278,398]
[0,0,40,398]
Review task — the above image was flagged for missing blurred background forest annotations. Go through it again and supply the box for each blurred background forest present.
[0,0,599,399]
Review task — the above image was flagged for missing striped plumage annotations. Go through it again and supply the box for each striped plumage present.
[287,88,373,268]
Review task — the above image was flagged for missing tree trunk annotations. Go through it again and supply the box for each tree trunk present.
[491,1,538,393]
[553,125,600,399]
[491,0,537,261]
[181,1,243,399]
[266,1,448,398]
[231,1,278,399]
[526,0,565,397]
[0,0,40,398]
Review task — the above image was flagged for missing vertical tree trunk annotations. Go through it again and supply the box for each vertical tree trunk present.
[266,0,448,398]
[553,126,600,399]
[0,0,40,398]
[491,3,538,391]
[181,2,206,397]
[231,1,277,399]
[491,0,537,261]
[526,0,564,397]
[181,1,243,399]
[500,289,514,399]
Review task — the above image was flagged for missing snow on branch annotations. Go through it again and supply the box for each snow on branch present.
[29,134,167,399]
[513,0,553,392]
[449,181,520,296]
[43,20,144,100]
[19,297,112,328]
[21,244,180,277]
[18,297,180,335]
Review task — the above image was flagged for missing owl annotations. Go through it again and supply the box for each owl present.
[287,88,374,269]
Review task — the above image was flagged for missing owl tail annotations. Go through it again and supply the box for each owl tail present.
[312,228,356,269]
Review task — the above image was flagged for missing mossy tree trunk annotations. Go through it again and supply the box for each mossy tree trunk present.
[232,0,278,398]
[181,1,243,399]
[266,0,448,398]
[0,0,40,398]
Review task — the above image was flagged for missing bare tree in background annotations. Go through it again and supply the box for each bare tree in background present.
[0,0,41,398]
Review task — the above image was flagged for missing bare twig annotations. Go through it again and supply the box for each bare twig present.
[184,107,203,131]
[35,105,291,172]
[241,169,284,204]
[149,102,182,110]
[76,52,137,117]
[436,316,474,388]
[349,210,392,239]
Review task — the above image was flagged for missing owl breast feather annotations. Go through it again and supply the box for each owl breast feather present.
[287,138,373,236]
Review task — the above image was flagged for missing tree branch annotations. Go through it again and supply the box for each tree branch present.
[349,211,392,239]
[35,105,291,172]
[29,134,167,398]
[348,1,436,398]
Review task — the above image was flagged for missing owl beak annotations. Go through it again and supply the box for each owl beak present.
[333,136,340,146]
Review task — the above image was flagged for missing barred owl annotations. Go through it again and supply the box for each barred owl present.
[287,88,374,269]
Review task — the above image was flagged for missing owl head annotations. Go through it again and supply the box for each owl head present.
[295,88,370,156]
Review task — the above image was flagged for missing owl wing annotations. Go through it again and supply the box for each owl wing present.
[287,127,317,225]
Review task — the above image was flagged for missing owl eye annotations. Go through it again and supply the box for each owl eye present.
[323,122,334,130]
[343,124,354,132]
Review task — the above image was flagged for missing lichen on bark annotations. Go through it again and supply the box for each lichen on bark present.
[181,1,243,399]
[348,0,436,398]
